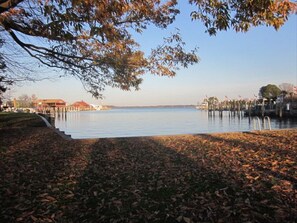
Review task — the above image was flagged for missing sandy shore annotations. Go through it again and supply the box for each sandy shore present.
[0,113,296,222]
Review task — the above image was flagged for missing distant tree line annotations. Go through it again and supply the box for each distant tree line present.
[259,83,296,100]
[202,83,296,111]
[1,94,38,110]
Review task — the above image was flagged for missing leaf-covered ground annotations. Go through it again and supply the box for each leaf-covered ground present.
[0,113,296,222]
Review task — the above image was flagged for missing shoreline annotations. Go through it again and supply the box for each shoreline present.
[64,127,297,140]
[0,113,296,222]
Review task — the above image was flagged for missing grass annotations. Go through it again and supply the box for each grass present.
[0,112,46,128]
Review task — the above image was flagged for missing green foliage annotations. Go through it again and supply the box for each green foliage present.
[259,84,281,100]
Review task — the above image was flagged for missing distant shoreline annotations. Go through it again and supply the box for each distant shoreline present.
[109,104,196,109]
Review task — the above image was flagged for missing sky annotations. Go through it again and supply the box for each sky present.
[8,2,297,106]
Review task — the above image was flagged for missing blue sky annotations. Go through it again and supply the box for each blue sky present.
[11,3,297,106]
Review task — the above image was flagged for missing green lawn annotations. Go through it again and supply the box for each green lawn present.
[0,112,46,128]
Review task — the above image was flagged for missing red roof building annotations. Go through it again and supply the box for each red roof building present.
[34,99,66,109]
[70,100,92,111]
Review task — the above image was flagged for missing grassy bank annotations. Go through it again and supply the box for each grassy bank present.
[0,113,296,222]
[0,112,46,128]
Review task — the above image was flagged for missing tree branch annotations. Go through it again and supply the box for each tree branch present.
[0,0,24,14]
[1,20,97,69]
[4,19,77,42]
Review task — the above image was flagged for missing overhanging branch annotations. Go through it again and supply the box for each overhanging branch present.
[0,0,24,14]
[2,22,96,71]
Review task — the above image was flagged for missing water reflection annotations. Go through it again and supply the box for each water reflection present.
[207,111,251,133]
[54,108,297,139]
[56,111,67,122]
[274,117,297,129]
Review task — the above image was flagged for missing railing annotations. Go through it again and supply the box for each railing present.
[253,117,262,131]
[252,116,271,131]
[263,116,272,130]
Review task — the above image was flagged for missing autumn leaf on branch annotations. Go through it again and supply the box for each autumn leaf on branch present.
[0,0,198,98]
[0,0,296,96]
[190,0,297,35]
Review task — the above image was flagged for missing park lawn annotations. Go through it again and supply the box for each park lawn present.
[0,113,296,222]
[0,112,46,128]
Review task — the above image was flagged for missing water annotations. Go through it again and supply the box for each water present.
[54,107,297,139]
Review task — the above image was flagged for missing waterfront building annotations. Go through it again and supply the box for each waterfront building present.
[34,99,66,114]
[70,100,92,111]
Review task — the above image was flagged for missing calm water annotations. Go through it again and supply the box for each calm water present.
[54,107,297,139]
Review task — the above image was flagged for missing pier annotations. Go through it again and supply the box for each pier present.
[198,96,297,119]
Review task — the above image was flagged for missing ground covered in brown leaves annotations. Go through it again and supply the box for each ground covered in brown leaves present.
[0,113,296,222]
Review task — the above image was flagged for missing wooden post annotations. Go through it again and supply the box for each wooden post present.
[248,102,251,117]
[261,100,265,117]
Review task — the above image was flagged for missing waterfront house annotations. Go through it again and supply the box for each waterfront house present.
[70,100,92,111]
[34,99,66,113]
